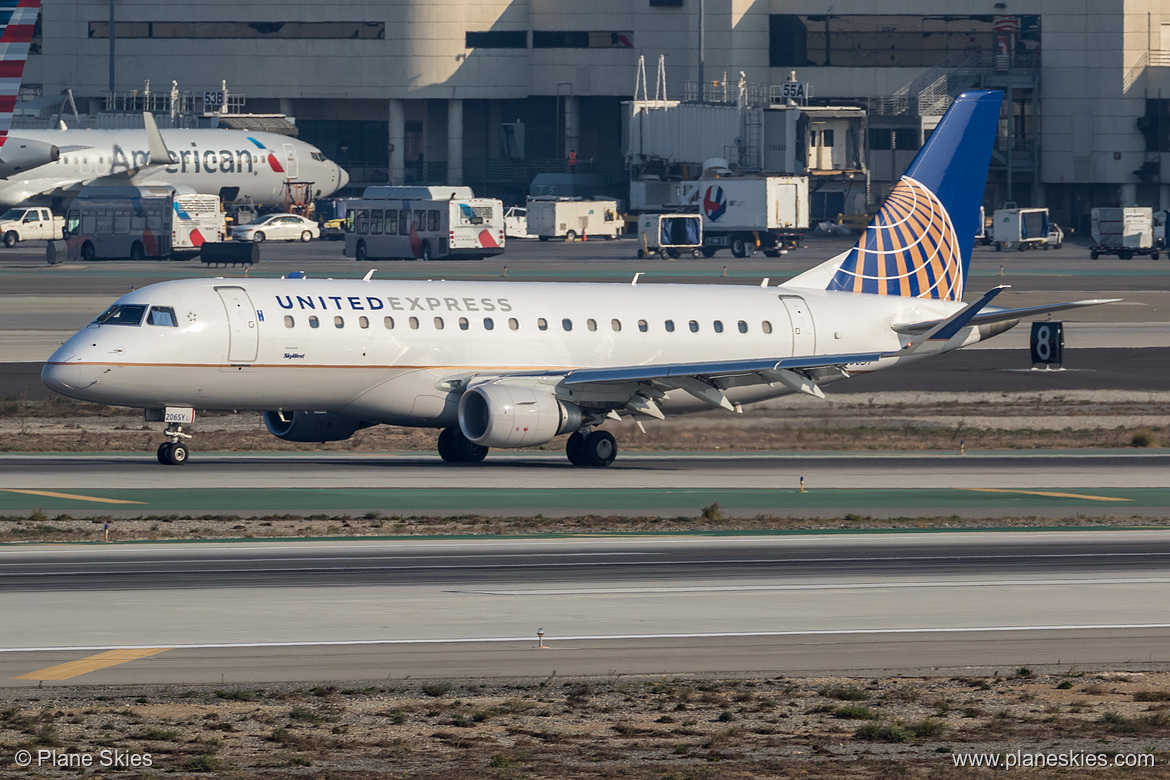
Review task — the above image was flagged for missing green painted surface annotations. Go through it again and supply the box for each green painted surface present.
[1,487,1167,514]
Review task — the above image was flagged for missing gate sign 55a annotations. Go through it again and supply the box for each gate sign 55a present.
[1030,321,1063,366]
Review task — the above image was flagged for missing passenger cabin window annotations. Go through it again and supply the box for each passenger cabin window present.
[562,318,573,331]
[611,319,621,332]
[738,320,748,333]
[284,315,295,328]
[483,317,494,330]
[434,316,444,330]
[309,316,320,328]
[762,320,773,334]
[713,320,724,333]
[689,320,699,333]
[358,316,369,329]
[538,318,548,331]
[638,319,648,332]
[587,318,597,332]
[384,316,395,329]
[508,317,519,330]
[459,317,469,330]
[664,319,675,332]
[94,304,147,326]
[409,316,419,329]
[334,316,344,329]
[146,306,177,327]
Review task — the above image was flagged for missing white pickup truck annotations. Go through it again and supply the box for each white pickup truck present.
[0,206,65,247]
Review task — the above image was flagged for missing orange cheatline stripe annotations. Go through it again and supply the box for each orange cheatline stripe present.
[0,489,145,505]
[13,648,171,680]
[965,488,1133,503]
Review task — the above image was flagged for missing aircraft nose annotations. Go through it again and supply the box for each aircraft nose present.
[337,163,349,190]
[41,360,82,394]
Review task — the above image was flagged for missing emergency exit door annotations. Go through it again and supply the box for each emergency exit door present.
[779,295,816,356]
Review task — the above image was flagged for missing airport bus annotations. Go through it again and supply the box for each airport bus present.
[64,185,226,261]
[343,185,505,261]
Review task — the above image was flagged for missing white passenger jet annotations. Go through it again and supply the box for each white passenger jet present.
[0,0,347,207]
[42,91,1116,466]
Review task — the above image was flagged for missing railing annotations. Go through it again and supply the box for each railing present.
[1124,50,1170,92]
[344,158,627,189]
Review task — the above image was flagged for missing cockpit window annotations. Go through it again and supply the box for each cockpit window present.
[147,306,178,327]
[93,304,147,326]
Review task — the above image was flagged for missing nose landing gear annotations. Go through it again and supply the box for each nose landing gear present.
[156,422,193,465]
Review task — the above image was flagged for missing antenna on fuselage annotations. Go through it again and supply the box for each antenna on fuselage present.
[760,278,770,286]
[363,269,376,281]
[631,272,642,286]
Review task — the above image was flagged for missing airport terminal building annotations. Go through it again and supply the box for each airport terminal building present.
[20,0,1170,230]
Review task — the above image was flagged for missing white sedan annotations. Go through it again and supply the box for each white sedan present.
[232,214,320,243]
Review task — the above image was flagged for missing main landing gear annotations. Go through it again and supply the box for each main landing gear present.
[565,429,617,468]
[156,422,193,466]
[437,427,488,463]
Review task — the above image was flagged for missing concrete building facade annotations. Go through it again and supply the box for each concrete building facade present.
[18,0,1170,228]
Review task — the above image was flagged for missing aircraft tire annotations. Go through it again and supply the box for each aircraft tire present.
[157,443,170,464]
[566,431,589,466]
[583,430,617,468]
[437,428,461,462]
[457,437,488,463]
[3,231,16,248]
[164,442,189,466]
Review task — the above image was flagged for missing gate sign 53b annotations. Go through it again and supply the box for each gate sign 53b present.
[1030,321,1064,366]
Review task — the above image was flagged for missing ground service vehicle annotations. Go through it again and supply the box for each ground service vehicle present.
[64,185,225,261]
[0,206,64,246]
[636,213,703,258]
[991,208,1050,251]
[1091,207,1158,259]
[527,198,622,241]
[503,206,534,239]
[345,186,505,261]
[232,213,320,243]
[685,176,808,258]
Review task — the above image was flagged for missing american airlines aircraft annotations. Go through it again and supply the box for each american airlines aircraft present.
[0,1,347,207]
[42,91,1116,467]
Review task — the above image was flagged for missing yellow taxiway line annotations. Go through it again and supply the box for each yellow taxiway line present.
[965,488,1133,503]
[13,648,171,680]
[0,489,145,505]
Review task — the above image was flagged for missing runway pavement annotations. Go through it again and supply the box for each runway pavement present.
[3,531,1170,684]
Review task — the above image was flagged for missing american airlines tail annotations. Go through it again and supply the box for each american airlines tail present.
[0,0,39,153]
[788,91,1002,301]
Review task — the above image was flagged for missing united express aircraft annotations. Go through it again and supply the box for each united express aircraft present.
[42,91,1116,466]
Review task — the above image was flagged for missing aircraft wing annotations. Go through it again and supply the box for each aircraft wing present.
[892,298,1121,335]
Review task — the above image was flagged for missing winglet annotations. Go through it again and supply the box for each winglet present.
[142,111,171,166]
[900,285,1008,355]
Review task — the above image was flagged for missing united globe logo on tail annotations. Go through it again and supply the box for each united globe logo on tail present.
[827,176,964,302]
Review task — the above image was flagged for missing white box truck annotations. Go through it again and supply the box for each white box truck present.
[526,198,621,241]
[991,208,1050,251]
[1091,207,1158,259]
[679,176,808,257]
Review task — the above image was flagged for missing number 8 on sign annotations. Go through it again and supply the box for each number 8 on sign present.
[1029,321,1063,367]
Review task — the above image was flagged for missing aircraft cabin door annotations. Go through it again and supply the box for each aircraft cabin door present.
[778,294,816,356]
[282,144,299,179]
[215,286,259,363]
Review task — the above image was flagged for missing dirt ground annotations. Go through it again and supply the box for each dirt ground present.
[5,671,1170,778]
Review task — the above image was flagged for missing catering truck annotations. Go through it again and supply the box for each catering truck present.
[684,176,808,257]
[0,206,64,247]
[1091,207,1158,259]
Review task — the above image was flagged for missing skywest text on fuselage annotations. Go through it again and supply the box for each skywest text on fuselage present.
[274,295,515,313]
[102,145,262,176]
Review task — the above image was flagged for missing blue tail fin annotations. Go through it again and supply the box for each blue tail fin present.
[827,90,1003,302]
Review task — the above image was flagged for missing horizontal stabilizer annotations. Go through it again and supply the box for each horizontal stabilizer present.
[894,298,1122,335]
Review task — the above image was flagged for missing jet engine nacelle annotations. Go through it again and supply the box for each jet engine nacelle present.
[0,139,60,178]
[458,383,582,448]
[262,410,367,442]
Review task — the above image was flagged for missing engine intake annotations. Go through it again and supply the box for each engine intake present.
[263,410,367,442]
[458,383,581,448]
[0,139,60,177]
